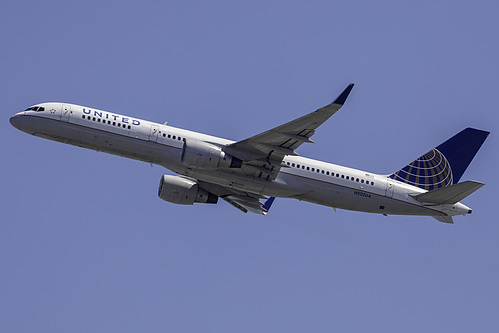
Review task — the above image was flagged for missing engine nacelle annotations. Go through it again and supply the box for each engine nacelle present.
[181,140,242,169]
[158,175,218,205]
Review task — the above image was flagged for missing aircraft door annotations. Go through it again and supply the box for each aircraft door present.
[385,180,395,198]
[149,125,159,142]
[61,104,71,122]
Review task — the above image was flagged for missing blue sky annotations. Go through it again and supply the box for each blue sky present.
[2,1,498,332]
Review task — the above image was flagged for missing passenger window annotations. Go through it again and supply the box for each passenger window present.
[173,136,176,140]
[128,125,131,129]
[307,167,310,171]
[92,117,96,121]
[341,175,344,179]
[82,115,85,119]
[346,176,349,180]
[113,122,116,126]
[292,163,295,167]
[97,118,101,122]
[361,179,364,183]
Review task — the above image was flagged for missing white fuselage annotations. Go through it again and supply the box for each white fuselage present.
[10,102,472,217]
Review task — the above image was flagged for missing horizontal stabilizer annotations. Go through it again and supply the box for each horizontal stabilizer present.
[432,215,454,224]
[413,180,484,204]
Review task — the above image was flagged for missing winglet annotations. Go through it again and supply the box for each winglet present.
[333,83,355,105]
[262,197,276,214]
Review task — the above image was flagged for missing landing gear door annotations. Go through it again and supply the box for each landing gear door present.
[61,104,71,122]
[149,125,159,142]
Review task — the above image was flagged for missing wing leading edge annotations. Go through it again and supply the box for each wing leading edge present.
[224,84,354,163]
[222,84,354,181]
[193,85,354,215]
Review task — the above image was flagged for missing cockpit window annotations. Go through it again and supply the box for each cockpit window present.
[24,106,45,112]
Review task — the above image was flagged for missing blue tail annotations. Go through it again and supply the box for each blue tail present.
[388,128,489,190]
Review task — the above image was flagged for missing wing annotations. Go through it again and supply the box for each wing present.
[198,181,275,215]
[223,84,354,180]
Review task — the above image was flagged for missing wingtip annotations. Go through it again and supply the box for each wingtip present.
[333,83,354,105]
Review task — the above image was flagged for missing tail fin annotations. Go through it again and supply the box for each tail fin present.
[389,128,489,190]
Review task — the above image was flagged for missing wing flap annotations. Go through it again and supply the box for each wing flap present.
[198,181,275,215]
[221,195,275,215]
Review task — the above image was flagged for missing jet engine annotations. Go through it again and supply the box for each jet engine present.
[158,175,218,205]
[181,140,242,169]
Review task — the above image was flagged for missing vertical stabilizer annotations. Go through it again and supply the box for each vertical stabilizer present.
[389,128,489,190]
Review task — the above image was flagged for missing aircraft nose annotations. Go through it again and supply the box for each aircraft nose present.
[10,114,24,130]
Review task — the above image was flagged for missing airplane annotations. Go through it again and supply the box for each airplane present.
[9,84,489,223]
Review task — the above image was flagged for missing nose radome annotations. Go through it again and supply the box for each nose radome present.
[10,115,23,130]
